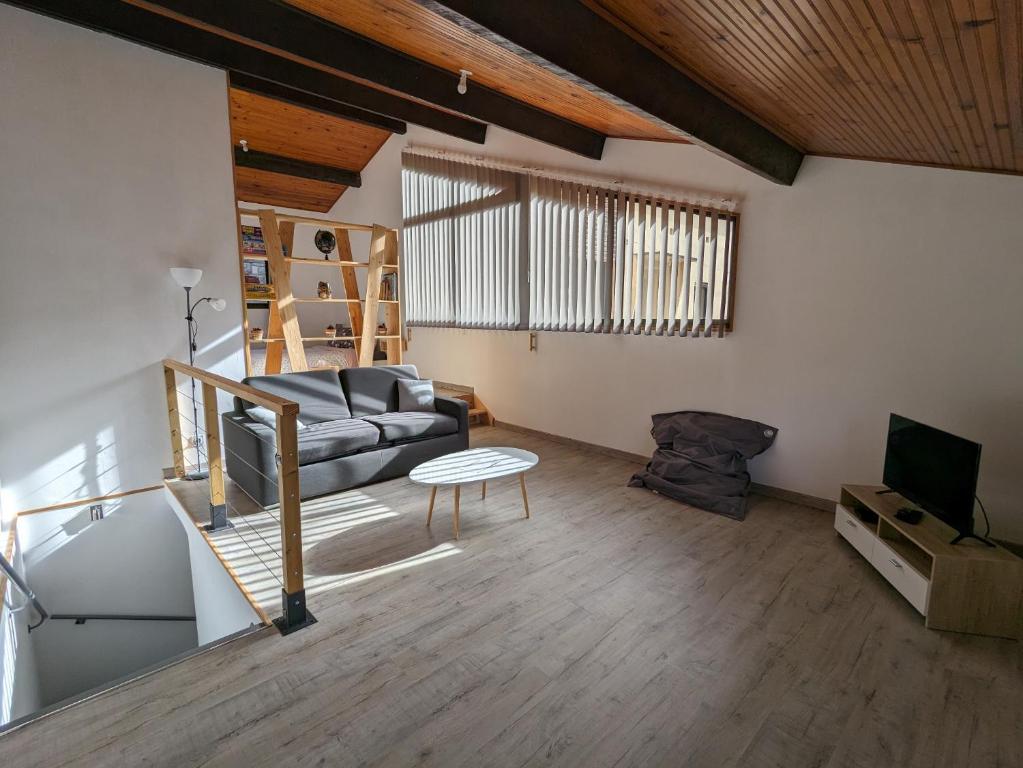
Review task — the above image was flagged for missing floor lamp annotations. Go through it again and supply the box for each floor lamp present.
[170,267,226,481]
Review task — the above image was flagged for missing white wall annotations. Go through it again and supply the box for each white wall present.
[166,488,263,644]
[17,491,196,706]
[1,532,42,726]
[333,126,1023,543]
[0,6,244,516]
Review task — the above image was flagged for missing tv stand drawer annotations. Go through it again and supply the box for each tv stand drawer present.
[870,539,930,616]
[834,504,874,560]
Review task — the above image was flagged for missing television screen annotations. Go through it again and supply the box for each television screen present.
[882,414,981,534]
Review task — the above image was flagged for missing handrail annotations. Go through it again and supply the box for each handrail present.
[49,614,195,622]
[162,359,311,634]
[0,545,48,632]
[162,359,298,415]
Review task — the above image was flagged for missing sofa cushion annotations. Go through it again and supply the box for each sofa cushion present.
[296,419,381,464]
[362,412,458,442]
[397,378,436,412]
[242,369,350,425]
[340,365,419,417]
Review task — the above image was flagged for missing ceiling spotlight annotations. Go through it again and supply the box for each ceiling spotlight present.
[457,69,472,95]
[239,139,249,152]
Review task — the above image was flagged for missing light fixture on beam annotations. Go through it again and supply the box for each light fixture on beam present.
[457,69,472,95]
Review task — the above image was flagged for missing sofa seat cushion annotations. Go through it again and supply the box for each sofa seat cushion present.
[242,369,351,425]
[362,412,458,442]
[297,419,381,464]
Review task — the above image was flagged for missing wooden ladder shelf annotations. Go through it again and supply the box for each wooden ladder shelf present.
[237,207,401,374]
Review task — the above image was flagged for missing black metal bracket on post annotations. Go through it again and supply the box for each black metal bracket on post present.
[204,503,232,532]
[273,588,317,635]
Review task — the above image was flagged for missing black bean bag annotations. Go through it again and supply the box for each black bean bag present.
[628,411,778,521]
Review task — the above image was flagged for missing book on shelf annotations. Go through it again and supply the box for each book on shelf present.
[240,225,266,255]
[244,284,276,300]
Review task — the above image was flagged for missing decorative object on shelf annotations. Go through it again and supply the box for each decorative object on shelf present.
[324,324,336,338]
[169,267,227,482]
[328,326,354,348]
[249,327,264,341]
[317,281,332,299]
[314,229,336,260]
[380,272,398,301]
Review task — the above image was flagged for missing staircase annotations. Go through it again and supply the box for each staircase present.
[435,383,492,427]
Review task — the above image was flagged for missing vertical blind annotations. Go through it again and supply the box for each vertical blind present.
[401,152,523,329]
[402,151,738,337]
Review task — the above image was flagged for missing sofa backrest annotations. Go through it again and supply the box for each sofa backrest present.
[340,365,419,417]
[240,369,351,424]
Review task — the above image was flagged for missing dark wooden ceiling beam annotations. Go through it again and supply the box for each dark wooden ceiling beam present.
[3,0,484,143]
[420,0,804,184]
[229,73,406,135]
[233,147,361,187]
[135,0,606,160]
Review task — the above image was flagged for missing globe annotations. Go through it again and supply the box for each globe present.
[314,229,336,258]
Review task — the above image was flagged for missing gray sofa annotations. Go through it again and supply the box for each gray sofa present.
[222,365,468,506]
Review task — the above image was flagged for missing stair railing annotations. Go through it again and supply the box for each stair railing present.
[162,358,311,634]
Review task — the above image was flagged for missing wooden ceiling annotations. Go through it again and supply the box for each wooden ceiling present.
[591,0,1023,174]
[229,88,390,211]
[20,0,1018,187]
[286,0,682,142]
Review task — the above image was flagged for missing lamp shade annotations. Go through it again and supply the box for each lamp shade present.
[209,298,227,311]
[170,267,203,289]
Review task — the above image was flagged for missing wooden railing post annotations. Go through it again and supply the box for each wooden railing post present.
[274,407,311,633]
[163,364,185,479]
[201,382,228,531]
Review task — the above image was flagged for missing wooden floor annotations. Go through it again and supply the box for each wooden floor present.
[2,427,1020,767]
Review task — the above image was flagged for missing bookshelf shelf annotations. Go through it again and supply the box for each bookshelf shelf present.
[237,207,402,374]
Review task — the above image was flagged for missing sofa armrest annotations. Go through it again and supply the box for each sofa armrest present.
[435,396,469,437]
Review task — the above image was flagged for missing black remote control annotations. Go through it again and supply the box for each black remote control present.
[895,507,923,524]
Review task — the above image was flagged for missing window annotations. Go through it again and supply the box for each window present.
[401,152,524,329]
[402,151,738,337]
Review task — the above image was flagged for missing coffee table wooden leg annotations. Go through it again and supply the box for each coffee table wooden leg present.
[519,473,530,519]
[426,486,437,526]
[481,480,486,500]
[453,485,460,540]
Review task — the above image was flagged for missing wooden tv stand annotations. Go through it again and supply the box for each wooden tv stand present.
[835,485,1023,640]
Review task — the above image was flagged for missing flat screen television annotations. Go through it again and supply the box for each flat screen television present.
[882,413,981,540]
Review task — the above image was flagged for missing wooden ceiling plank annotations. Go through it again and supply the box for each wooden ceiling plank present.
[595,0,1021,174]
[951,0,1014,168]
[288,0,679,142]
[796,0,934,162]
[776,0,933,163]
[421,0,804,184]
[881,0,986,169]
[234,167,345,212]
[837,0,960,167]
[8,0,487,144]
[229,88,390,170]
[600,0,906,160]
[992,0,1023,159]
[229,72,405,135]
[678,0,892,161]
[138,0,607,159]
[911,0,998,167]
[233,147,361,187]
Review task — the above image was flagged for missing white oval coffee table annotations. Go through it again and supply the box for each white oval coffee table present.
[409,447,539,539]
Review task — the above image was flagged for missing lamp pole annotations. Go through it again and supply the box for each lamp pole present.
[183,286,207,480]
